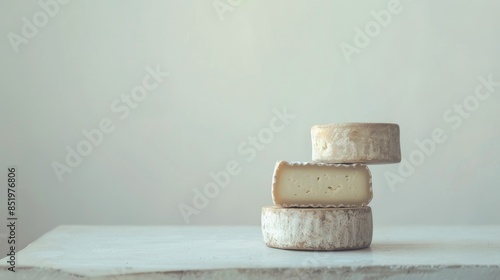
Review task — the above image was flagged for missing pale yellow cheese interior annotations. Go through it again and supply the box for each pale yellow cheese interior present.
[272,161,372,207]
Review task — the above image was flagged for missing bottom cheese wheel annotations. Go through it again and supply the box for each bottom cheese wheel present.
[261,206,372,251]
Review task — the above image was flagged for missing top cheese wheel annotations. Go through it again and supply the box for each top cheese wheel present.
[311,123,401,164]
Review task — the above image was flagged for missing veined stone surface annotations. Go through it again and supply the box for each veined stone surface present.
[2,225,500,280]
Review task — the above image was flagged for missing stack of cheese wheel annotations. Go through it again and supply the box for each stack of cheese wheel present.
[261,123,401,250]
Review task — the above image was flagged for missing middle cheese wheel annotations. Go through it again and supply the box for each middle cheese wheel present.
[272,161,372,207]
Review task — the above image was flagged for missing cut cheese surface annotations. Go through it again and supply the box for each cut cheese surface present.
[311,123,401,164]
[261,206,373,251]
[272,161,372,207]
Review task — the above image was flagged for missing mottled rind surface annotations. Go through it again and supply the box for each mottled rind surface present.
[261,206,372,250]
[311,123,401,164]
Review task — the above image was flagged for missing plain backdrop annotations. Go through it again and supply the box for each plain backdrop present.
[1,0,499,251]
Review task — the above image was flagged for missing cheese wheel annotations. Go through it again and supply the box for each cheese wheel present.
[311,123,401,164]
[272,161,372,207]
[261,206,372,251]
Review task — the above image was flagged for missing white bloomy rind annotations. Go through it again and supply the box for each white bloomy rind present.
[261,206,373,250]
[311,123,401,164]
[271,161,372,208]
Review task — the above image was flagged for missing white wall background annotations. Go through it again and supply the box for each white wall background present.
[1,0,499,251]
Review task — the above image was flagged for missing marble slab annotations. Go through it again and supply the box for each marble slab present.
[1,225,499,279]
